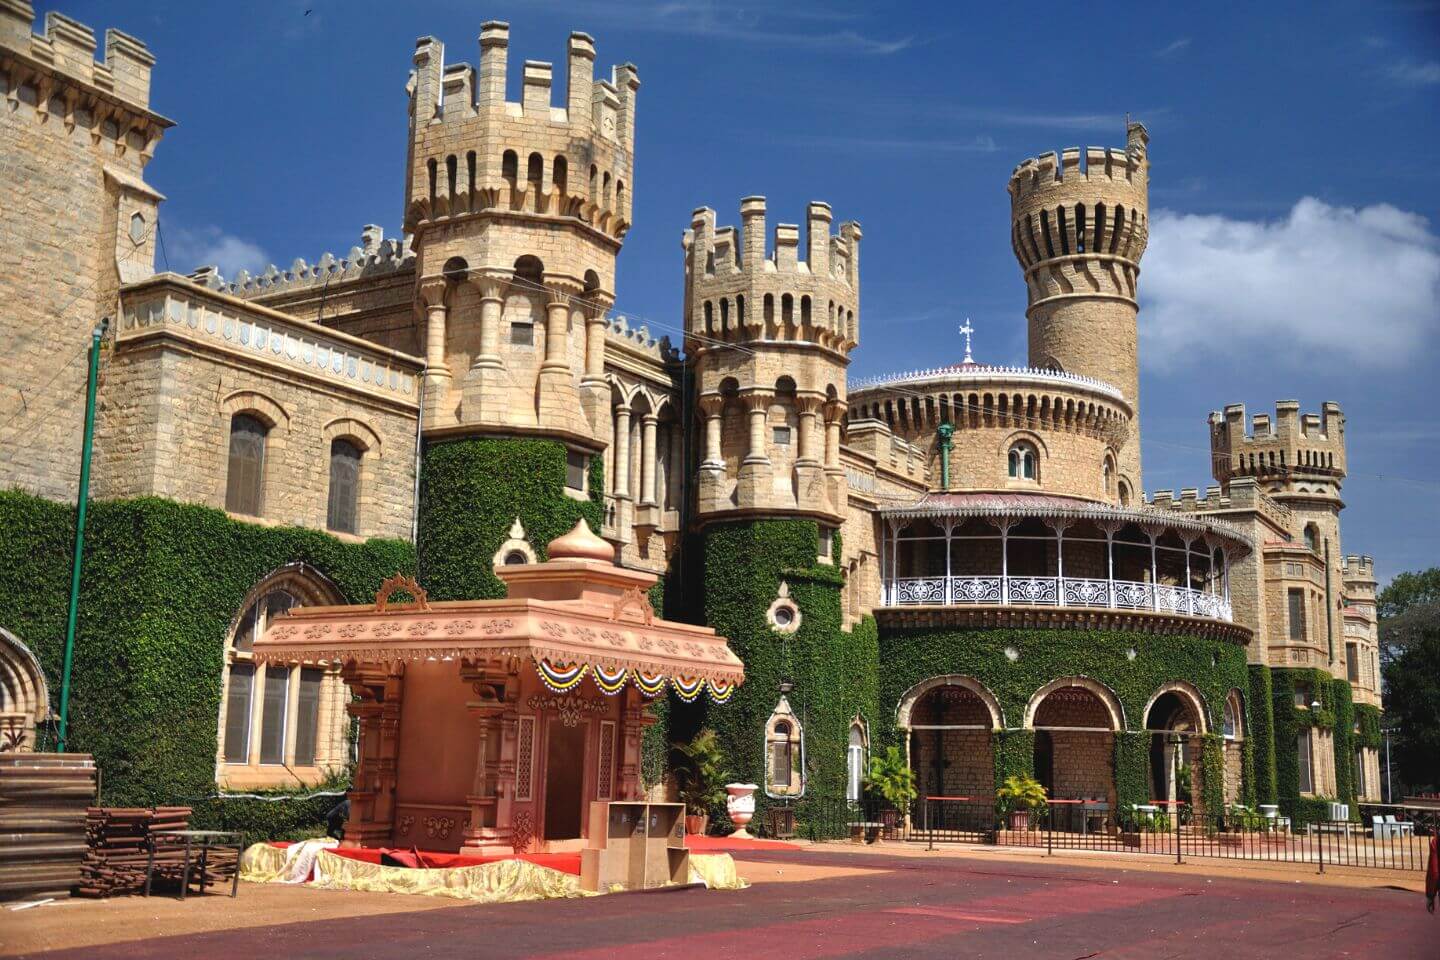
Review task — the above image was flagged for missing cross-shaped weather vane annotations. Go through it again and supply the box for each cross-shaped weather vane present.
[959,319,975,364]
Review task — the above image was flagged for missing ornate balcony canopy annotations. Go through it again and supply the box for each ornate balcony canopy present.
[877,492,1252,640]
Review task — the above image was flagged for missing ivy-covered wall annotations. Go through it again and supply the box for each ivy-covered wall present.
[0,490,413,809]
[1269,666,1358,824]
[416,437,603,601]
[695,519,878,799]
[876,625,1255,810]
[1247,665,1278,805]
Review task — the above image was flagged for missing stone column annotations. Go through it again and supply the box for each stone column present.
[743,392,772,466]
[737,390,774,507]
[612,403,632,498]
[418,277,452,423]
[462,275,506,425]
[617,686,656,801]
[639,414,658,505]
[699,394,725,468]
[537,283,581,430]
[580,301,611,431]
[794,394,826,511]
[696,394,727,515]
[823,399,847,512]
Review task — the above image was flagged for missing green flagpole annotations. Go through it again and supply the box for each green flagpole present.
[57,317,108,753]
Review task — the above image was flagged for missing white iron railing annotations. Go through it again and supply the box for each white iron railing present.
[884,576,1232,622]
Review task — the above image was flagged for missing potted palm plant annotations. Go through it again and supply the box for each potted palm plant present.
[996,774,1048,832]
[672,728,729,835]
[864,746,918,840]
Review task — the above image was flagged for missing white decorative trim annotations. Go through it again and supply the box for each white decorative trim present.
[493,517,537,567]
[766,581,801,634]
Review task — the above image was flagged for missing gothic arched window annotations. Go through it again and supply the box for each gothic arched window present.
[225,414,268,516]
[326,438,362,534]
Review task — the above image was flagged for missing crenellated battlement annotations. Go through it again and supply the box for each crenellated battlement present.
[1342,554,1375,580]
[189,226,415,300]
[683,197,861,355]
[404,24,637,240]
[1150,475,1294,528]
[0,3,158,112]
[1209,400,1347,488]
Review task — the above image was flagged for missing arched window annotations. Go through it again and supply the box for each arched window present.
[553,155,568,193]
[220,570,342,783]
[1118,480,1131,506]
[764,697,805,799]
[326,438,363,534]
[1223,691,1242,740]
[1007,441,1038,481]
[845,719,868,802]
[1303,524,1319,553]
[501,149,518,183]
[503,550,529,565]
[1102,456,1115,497]
[225,414,268,516]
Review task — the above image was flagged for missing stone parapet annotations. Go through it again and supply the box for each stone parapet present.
[118,275,423,410]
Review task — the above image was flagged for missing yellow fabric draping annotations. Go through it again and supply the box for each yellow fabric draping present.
[240,842,291,884]
[241,844,749,899]
[688,853,749,890]
[306,849,594,902]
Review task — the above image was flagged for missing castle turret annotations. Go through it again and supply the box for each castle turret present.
[684,197,861,523]
[1208,400,1347,502]
[403,24,638,440]
[1009,121,1149,490]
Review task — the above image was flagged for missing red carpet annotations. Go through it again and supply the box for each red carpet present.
[268,842,581,876]
[685,834,801,852]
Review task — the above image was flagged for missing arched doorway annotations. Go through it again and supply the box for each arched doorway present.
[897,676,1002,830]
[1027,679,1121,818]
[1143,685,1207,814]
[0,628,50,752]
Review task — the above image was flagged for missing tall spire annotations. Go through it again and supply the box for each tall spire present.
[959,319,974,364]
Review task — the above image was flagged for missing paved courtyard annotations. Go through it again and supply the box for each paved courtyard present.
[6,847,1432,959]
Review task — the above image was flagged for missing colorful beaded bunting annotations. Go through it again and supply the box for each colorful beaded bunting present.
[672,675,705,703]
[537,658,587,693]
[706,678,735,704]
[634,670,667,698]
[592,663,628,696]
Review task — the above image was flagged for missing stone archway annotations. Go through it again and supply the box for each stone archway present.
[0,628,50,752]
[897,676,1002,815]
[1026,678,1121,815]
[1143,684,1207,813]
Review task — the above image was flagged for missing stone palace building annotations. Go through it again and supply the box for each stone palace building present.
[0,5,1384,834]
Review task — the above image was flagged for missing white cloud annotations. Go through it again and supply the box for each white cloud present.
[1141,198,1440,370]
[167,224,271,279]
[1387,60,1440,86]
[1154,38,1191,58]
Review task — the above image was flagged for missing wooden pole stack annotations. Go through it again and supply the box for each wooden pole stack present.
[0,753,98,902]
[77,806,193,898]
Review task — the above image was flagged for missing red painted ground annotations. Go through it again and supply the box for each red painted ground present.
[683,834,801,852]
[23,848,1433,959]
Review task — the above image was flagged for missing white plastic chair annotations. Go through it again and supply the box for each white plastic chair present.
[1372,814,1390,840]
[1384,814,1415,837]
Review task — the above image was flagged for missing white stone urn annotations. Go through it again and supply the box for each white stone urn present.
[724,782,759,838]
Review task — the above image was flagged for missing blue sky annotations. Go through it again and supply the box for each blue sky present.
[70,1,1440,582]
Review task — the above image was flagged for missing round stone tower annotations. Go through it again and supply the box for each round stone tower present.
[684,197,861,525]
[404,23,638,442]
[1008,121,1149,489]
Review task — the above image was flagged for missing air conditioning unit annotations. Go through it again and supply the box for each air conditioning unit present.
[1328,802,1349,821]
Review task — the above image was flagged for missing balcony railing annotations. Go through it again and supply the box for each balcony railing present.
[884,575,1233,621]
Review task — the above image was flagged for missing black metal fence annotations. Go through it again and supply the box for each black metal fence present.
[749,794,1437,873]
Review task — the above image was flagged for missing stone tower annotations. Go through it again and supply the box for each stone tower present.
[684,198,861,526]
[403,23,638,443]
[0,4,169,499]
[1211,400,1349,665]
[1009,121,1149,489]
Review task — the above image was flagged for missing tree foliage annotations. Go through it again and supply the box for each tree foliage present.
[1381,617,1440,792]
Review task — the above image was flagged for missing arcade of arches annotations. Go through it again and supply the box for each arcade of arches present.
[899,676,1242,817]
